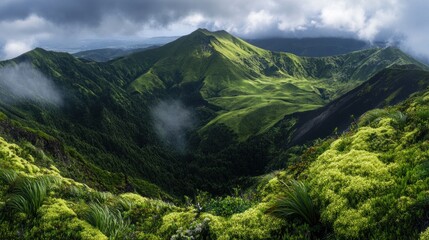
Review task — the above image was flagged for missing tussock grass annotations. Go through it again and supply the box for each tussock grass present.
[266,180,319,226]
[5,175,60,217]
[85,203,130,239]
[0,169,18,185]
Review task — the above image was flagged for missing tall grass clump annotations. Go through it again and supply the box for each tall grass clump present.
[0,169,18,185]
[5,175,59,217]
[266,180,319,226]
[85,203,130,239]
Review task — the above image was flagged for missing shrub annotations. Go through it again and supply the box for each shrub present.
[204,203,283,239]
[421,227,429,240]
[29,198,107,240]
[158,211,196,238]
[171,218,210,240]
[358,109,388,127]
[358,109,407,128]
[206,196,252,217]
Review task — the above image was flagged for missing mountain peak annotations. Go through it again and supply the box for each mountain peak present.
[189,28,234,40]
[194,28,211,34]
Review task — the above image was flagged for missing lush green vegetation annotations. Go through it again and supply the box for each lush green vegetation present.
[0,84,428,238]
[0,28,420,198]
[0,29,428,238]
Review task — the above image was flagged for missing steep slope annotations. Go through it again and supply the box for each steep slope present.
[0,48,186,196]
[290,64,429,145]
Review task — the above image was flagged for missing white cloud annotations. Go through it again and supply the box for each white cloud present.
[3,41,33,59]
[0,14,55,59]
[0,62,63,105]
[244,10,275,33]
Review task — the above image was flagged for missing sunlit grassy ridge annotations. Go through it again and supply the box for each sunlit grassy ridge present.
[117,29,424,140]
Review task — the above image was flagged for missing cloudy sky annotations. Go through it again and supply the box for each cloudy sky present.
[0,0,428,60]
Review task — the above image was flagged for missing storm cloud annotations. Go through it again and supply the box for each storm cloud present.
[1,0,429,60]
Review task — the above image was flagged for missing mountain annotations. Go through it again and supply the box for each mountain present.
[0,29,424,196]
[248,37,388,56]
[73,46,160,62]
[114,29,424,140]
[0,28,428,239]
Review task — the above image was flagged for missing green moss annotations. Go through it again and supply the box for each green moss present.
[158,211,196,237]
[420,227,429,240]
[30,198,107,240]
[202,203,283,239]
[205,195,252,217]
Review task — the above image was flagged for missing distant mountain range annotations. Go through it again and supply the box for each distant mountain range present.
[72,36,388,62]
[73,45,160,62]
[248,37,388,56]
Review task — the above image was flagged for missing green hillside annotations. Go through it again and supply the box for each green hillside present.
[115,29,424,141]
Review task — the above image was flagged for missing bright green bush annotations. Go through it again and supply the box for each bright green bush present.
[29,198,107,240]
[120,193,174,235]
[204,203,283,239]
[308,147,395,238]
[420,227,429,240]
[307,108,429,239]
[205,195,252,217]
[171,218,210,240]
[157,211,196,238]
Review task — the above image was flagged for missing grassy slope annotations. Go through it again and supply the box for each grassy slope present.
[116,29,424,141]
[290,65,429,145]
